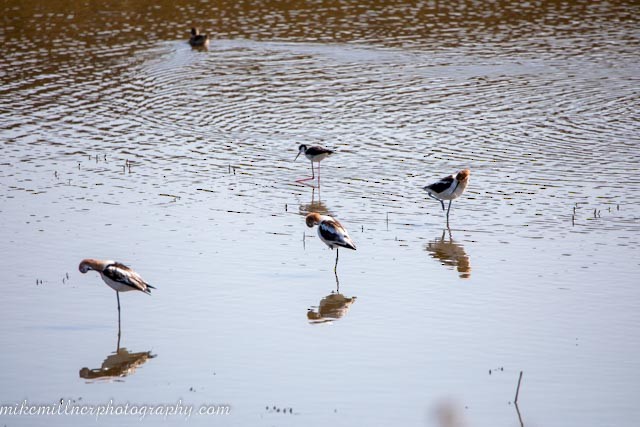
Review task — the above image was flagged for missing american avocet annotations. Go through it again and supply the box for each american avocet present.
[295,144,334,184]
[80,347,156,380]
[307,293,357,323]
[305,212,356,272]
[79,259,155,317]
[426,227,471,279]
[423,169,470,223]
[189,28,210,47]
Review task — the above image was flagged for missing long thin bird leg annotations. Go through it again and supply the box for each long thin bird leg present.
[334,247,339,273]
[116,292,121,350]
[117,314,121,352]
[295,161,316,184]
[296,177,316,185]
[427,193,445,210]
[318,161,321,186]
[446,200,452,224]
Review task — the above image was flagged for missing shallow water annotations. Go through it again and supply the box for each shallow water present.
[1,1,640,426]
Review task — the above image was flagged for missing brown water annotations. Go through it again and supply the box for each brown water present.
[1,1,639,426]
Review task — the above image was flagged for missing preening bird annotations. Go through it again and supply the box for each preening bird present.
[79,259,155,317]
[423,169,470,223]
[305,212,356,272]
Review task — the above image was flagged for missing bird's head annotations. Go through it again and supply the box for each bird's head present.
[456,169,470,181]
[191,28,199,36]
[305,212,322,228]
[294,144,307,161]
[79,259,107,274]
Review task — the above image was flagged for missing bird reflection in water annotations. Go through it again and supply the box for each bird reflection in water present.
[426,227,471,279]
[307,272,357,324]
[299,187,329,216]
[79,348,156,381]
[79,314,155,381]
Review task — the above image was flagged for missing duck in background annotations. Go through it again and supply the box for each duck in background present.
[189,27,210,47]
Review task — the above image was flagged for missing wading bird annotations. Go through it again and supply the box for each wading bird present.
[189,28,210,47]
[423,169,470,223]
[295,144,334,184]
[79,259,155,320]
[305,212,356,272]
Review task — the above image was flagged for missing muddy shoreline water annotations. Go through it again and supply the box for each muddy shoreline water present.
[1,1,639,426]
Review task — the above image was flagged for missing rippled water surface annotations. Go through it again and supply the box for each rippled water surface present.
[1,1,639,426]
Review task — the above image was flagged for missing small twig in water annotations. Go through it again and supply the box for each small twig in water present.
[159,193,181,201]
[514,371,523,404]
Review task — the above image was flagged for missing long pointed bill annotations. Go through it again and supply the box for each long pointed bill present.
[294,151,301,161]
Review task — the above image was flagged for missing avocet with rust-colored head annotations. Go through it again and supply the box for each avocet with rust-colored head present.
[305,212,356,271]
[423,169,470,223]
[295,144,334,183]
[79,259,155,316]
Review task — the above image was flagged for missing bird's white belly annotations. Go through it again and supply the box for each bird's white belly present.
[306,152,329,162]
[434,180,468,200]
[437,189,458,200]
[100,274,135,292]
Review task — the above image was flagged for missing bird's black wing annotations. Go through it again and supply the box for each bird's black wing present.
[319,222,342,244]
[103,263,152,293]
[306,146,333,156]
[319,220,356,249]
[425,175,454,194]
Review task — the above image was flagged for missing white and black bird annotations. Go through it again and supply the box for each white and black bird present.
[294,144,334,183]
[423,169,470,223]
[305,212,356,272]
[189,27,210,47]
[79,259,155,318]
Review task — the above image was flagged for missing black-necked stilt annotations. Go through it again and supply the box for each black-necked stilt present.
[423,169,470,223]
[79,259,155,319]
[295,144,334,184]
[305,212,356,272]
[189,28,210,47]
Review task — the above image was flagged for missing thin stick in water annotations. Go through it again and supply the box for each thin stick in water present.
[514,371,523,404]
